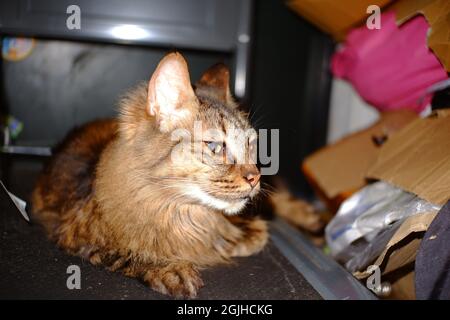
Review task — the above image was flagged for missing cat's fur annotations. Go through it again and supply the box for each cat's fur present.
[31,53,268,298]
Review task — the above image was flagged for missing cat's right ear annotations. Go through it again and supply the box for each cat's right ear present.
[147,52,197,132]
[196,63,235,105]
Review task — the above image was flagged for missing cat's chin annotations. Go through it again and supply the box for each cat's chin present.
[184,185,248,215]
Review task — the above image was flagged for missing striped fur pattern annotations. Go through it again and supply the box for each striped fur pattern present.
[32,53,267,298]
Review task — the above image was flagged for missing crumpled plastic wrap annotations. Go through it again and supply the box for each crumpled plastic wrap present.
[325,181,441,262]
[344,219,402,273]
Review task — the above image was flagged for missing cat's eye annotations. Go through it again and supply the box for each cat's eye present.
[205,141,224,154]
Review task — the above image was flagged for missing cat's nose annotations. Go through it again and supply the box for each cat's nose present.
[245,173,260,188]
[242,165,260,188]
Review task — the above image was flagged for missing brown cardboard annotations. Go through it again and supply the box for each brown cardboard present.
[367,109,450,206]
[302,110,417,210]
[388,271,416,300]
[354,211,437,280]
[286,0,392,41]
[391,0,450,71]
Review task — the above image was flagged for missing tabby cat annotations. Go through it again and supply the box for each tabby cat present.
[32,52,268,298]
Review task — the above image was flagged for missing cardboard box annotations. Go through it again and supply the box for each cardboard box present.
[302,110,417,212]
[286,0,393,41]
[390,0,450,72]
[367,109,450,206]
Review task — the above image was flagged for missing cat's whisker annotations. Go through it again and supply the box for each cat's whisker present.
[248,104,265,123]
[261,182,276,191]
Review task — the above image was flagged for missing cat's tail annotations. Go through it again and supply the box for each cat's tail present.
[31,182,62,239]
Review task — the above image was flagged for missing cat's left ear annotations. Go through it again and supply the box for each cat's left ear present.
[196,63,235,105]
[147,52,198,132]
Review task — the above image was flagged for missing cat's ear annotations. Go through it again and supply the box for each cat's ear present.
[147,52,197,132]
[196,63,235,105]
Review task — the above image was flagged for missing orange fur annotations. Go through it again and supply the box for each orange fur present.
[32,53,268,298]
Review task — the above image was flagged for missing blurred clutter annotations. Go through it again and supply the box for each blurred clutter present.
[288,0,450,299]
[331,11,447,113]
[300,111,450,299]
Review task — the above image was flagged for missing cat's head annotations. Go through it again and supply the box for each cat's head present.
[120,52,260,215]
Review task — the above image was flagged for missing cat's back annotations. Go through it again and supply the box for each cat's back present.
[32,119,118,232]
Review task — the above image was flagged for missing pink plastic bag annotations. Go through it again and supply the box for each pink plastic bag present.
[331,11,448,114]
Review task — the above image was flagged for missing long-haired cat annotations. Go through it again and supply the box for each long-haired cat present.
[31,52,268,298]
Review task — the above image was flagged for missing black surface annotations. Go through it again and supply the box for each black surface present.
[0,160,321,300]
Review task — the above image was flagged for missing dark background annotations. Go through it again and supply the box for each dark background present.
[251,0,333,196]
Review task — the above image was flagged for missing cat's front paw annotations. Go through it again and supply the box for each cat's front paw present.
[231,219,268,257]
[144,263,204,299]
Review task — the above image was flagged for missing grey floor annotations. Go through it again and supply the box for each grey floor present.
[0,159,321,300]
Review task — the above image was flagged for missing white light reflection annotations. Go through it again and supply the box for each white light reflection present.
[110,25,150,41]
